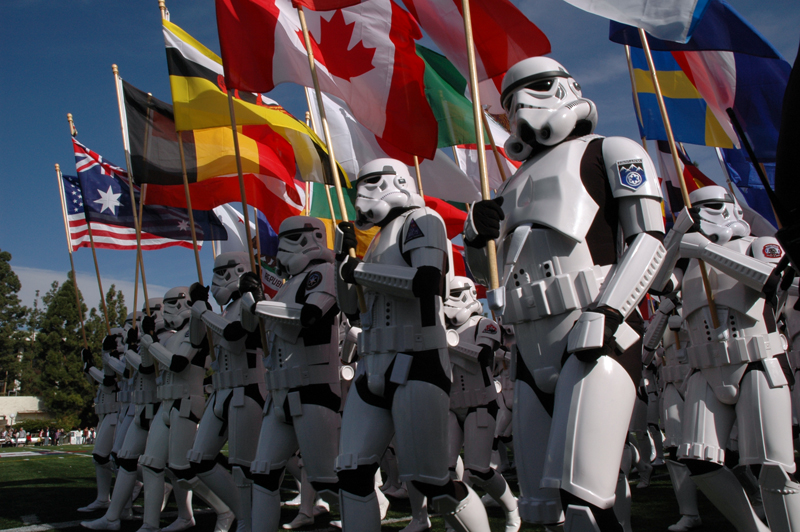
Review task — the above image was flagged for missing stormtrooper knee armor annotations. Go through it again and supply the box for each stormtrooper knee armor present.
[463,57,666,531]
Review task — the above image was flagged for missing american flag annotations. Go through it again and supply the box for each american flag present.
[63,139,224,251]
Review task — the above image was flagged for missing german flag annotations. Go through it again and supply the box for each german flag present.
[122,79,303,231]
[162,19,348,188]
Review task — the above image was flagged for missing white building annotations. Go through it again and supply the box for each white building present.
[0,396,47,428]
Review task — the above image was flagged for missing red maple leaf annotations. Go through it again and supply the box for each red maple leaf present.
[297,10,376,82]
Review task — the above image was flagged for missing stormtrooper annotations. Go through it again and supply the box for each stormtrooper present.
[136,287,234,532]
[642,296,702,532]
[443,276,520,532]
[83,304,162,530]
[650,185,797,532]
[464,57,666,531]
[238,216,342,532]
[335,158,491,532]
[188,252,267,532]
[78,329,123,513]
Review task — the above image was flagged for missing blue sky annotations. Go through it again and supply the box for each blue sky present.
[1,0,798,313]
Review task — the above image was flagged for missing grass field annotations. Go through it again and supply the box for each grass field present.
[0,445,740,532]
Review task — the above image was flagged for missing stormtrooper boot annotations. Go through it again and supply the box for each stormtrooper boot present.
[183,476,235,532]
[339,490,381,531]
[400,481,431,532]
[252,485,281,532]
[691,467,769,532]
[613,471,632,532]
[759,464,800,532]
[665,460,701,532]
[79,462,114,512]
[197,463,244,531]
[471,472,520,532]
[430,483,491,532]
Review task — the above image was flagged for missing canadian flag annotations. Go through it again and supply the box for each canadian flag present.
[216,0,439,160]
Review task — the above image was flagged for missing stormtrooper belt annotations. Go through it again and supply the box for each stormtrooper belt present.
[212,368,263,390]
[686,332,786,369]
[358,325,446,356]
[660,364,691,385]
[132,389,159,405]
[157,382,205,401]
[95,400,120,415]
[117,390,131,403]
[265,364,340,391]
[504,265,607,322]
[449,386,494,410]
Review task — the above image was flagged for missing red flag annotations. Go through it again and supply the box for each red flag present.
[292,0,360,10]
[215,0,438,160]
[403,0,549,82]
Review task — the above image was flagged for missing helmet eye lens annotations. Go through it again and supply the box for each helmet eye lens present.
[704,203,724,210]
[525,79,554,92]
[285,234,302,242]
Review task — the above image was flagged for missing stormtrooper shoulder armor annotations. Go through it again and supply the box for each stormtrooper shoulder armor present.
[602,137,664,238]
[474,318,502,348]
[401,207,448,256]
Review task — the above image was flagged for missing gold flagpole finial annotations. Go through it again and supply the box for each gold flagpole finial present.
[55,163,60,172]
[67,113,77,137]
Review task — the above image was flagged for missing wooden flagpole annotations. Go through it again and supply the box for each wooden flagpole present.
[639,28,719,328]
[226,93,258,273]
[481,111,507,183]
[67,114,111,334]
[460,0,500,293]
[55,163,89,348]
[111,66,152,319]
[413,156,425,198]
[297,5,366,312]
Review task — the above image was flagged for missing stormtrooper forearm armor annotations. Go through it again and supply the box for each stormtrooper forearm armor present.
[198,306,235,337]
[104,354,127,377]
[651,208,696,292]
[86,366,105,384]
[254,300,304,325]
[189,306,208,346]
[597,232,666,317]
[239,293,260,332]
[141,335,193,372]
[125,348,143,371]
[680,236,776,291]
[353,262,417,299]
[643,298,676,353]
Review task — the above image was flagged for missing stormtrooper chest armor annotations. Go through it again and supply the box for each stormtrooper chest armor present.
[212,298,264,390]
[495,137,610,325]
[158,328,206,401]
[447,315,497,409]
[264,265,340,392]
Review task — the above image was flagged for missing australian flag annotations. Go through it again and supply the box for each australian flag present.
[72,139,227,245]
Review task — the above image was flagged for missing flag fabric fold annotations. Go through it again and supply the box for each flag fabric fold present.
[215,0,439,160]
[121,79,304,232]
[403,0,549,83]
[566,0,710,43]
[67,139,226,250]
[163,18,347,186]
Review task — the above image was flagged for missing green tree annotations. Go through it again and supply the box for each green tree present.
[34,273,97,428]
[0,250,28,395]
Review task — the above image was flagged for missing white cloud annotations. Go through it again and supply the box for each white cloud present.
[13,266,170,316]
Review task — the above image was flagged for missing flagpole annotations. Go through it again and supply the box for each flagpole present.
[296,8,366,311]
[413,156,425,198]
[226,93,258,273]
[639,28,719,328]
[68,114,111,334]
[460,0,500,293]
[624,45,649,152]
[481,110,507,182]
[55,163,89,349]
[254,207,263,263]
[112,65,152,320]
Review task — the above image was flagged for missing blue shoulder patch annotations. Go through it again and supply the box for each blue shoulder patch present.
[305,271,323,290]
[617,159,646,190]
[405,219,424,244]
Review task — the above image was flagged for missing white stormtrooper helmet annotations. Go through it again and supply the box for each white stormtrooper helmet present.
[276,216,334,277]
[123,312,136,332]
[501,57,597,160]
[354,158,425,230]
[444,276,484,327]
[162,286,191,330]
[689,186,750,245]
[211,252,251,306]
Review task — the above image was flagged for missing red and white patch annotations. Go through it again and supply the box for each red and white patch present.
[483,323,498,335]
[763,243,783,259]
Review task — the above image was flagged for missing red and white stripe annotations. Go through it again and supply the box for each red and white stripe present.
[68,213,194,251]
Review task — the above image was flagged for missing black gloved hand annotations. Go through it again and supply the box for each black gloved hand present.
[340,256,361,284]
[189,282,210,305]
[300,304,323,328]
[81,348,93,370]
[126,327,139,346]
[574,306,624,364]
[102,335,118,352]
[238,271,264,302]
[141,315,156,337]
[466,197,505,248]
[338,222,358,260]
